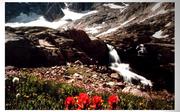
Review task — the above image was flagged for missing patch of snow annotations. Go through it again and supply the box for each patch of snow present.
[5,36,24,43]
[103,3,127,13]
[120,8,126,13]
[85,26,102,34]
[120,17,136,26]
[39,39,55,47]
[96,26,120,37]
[151,3,162,11]
[122,2,129,7]
[165,22,172,27]
[156,9,168,15]
[6,16,68,29]
[5,8,97,29]
[152,30,168,38]
[96,17,136,37]
[102,22,105,24]
[61,8,97,21]
[103,3,126,9]
[140,9,170,23]
[64,3,69,7]
[8,12,41,23]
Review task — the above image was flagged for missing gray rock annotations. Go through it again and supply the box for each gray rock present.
[63,75,72,80]
[43,4,64,22]
[122,86,150,99]
[106,81,115,87]
[115,82,125,88]
[110,73,120,79]
[67,3,96,12]
[73,73,83,80]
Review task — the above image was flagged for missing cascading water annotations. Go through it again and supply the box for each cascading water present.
[107,44,152,87]
[107,44,121,64]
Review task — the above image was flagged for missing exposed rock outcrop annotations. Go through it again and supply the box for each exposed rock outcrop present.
[5,26,109,67]
[67,3,96,12]
[43,3,65,22]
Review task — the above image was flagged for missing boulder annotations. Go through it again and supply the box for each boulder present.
[122,86,150,99]
[110,73,120,79]
[63,29,91,45]
[5,27,109,67]
[5,27,67,67]
[5,31,46,67]
[62,29,109,65]
[85,39,109,65]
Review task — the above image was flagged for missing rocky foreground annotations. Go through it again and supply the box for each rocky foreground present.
[6,63,174,101]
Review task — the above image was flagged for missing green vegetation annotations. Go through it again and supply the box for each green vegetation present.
[5,73,85,110]
[5,72,174,110]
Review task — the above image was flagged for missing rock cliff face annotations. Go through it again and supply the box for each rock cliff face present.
[5,3,101,22]
[5,3,66,22]
[5,26,109,67]
[66,3,96,12]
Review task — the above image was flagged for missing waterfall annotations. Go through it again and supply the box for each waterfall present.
[107,44,152,87]
[107,44,121,63]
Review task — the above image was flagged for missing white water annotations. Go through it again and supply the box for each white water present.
[107,44,121,63]
[5,8,97,29]
[107,44,152,87]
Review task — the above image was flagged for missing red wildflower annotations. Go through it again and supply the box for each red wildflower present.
[91,95,104,109]
[108,95,120,110]
[65,96,75,110]
[77,93,90,109]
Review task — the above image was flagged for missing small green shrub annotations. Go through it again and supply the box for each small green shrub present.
[5,73,85,110]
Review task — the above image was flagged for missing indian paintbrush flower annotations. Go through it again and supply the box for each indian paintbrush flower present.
[108,95,120,109]
[65,96,75,110]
